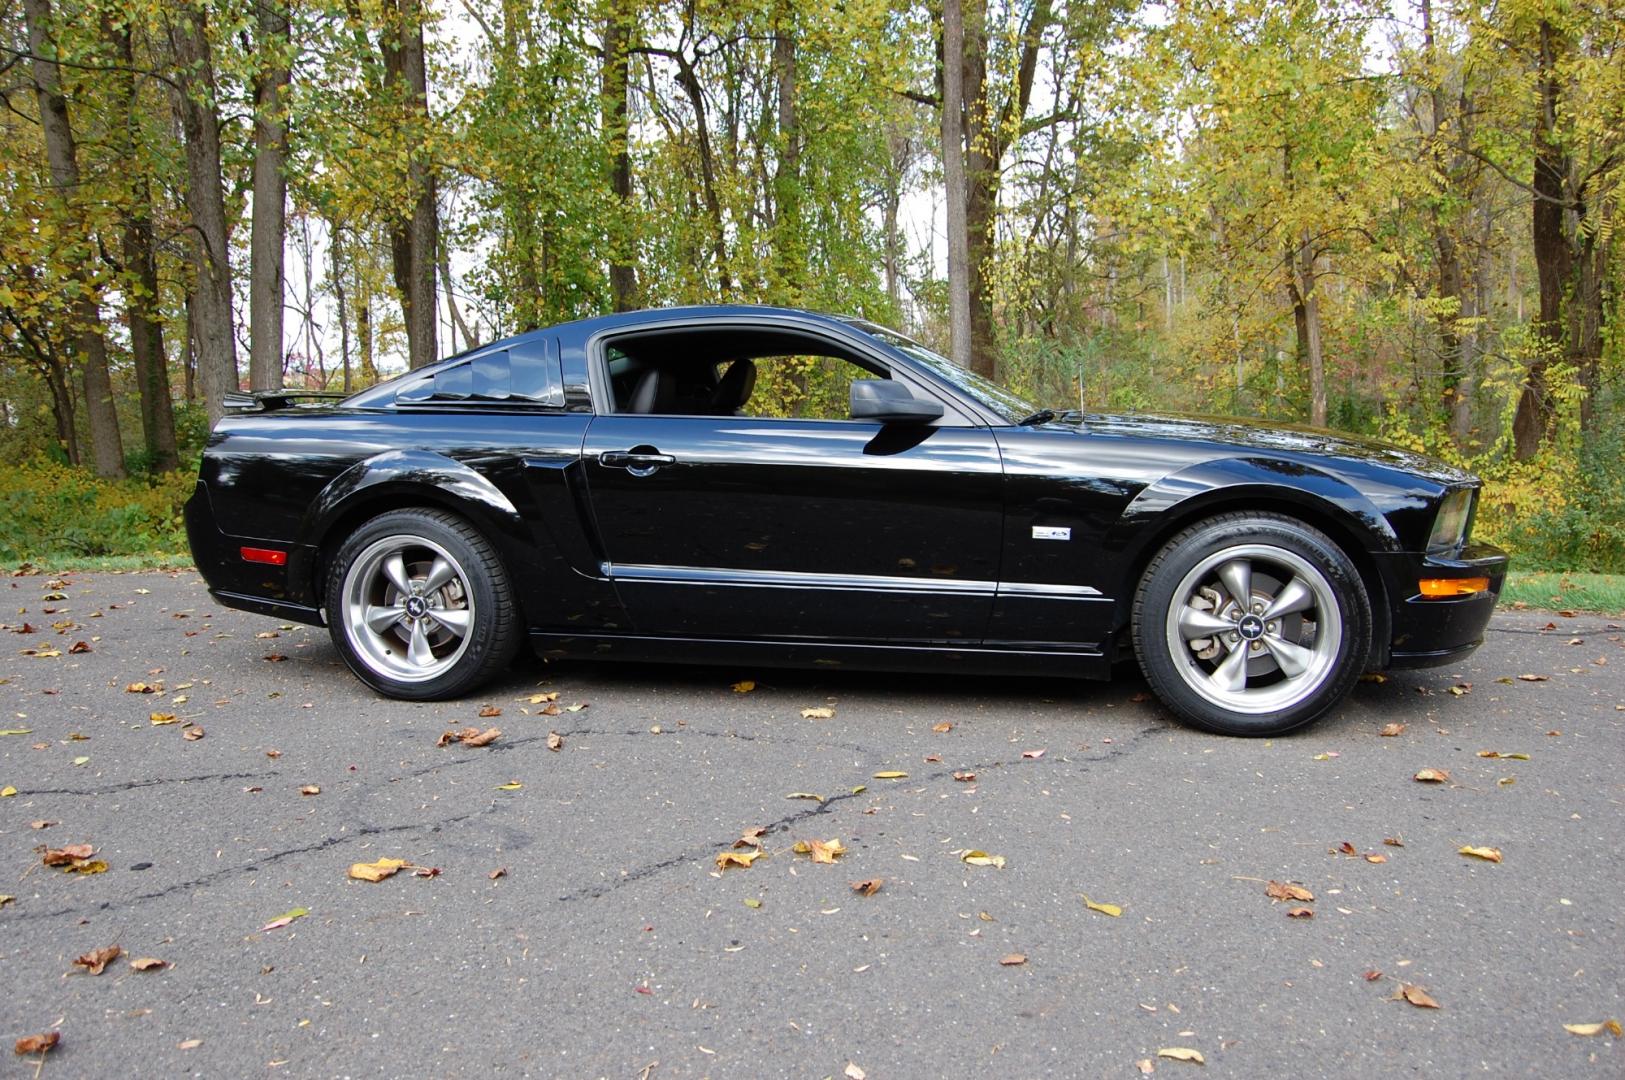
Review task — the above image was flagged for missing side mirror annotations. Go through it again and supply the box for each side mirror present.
[849,380,944,424]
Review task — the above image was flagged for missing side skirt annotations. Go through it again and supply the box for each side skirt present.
[526,632,1114,681]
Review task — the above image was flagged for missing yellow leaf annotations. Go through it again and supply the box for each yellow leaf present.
[786,792,824,802]
[1563,1020,1623,1037]
[68,860,109,875]
[1413,768,1451,783]
[801,707,834,719]
[872,771,908,779]
[961,850,1007,868]
[149,713,179,725]
[0,895,13,907]
[1397,983,1441,1008]
[792,838,846,863]
[1156,1047,1205,1064]
[72,756,89,766]
[348,858,409,882]
[743,897,762,908]
[1458,846,1503,862]
[495,782,523,791]
[715,849,762,870]
[731,680,755,693]
[0,786,15,797]
[850,785,866,795]
[1081,894,1123,917]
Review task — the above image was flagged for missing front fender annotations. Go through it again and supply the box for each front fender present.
[1108,456,1402,568]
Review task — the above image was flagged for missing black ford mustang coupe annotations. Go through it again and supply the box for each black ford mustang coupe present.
[186,306,1507,735]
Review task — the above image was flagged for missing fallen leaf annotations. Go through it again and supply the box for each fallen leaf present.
[735,827,768,848]
[961,850,1006,868]
[72,755,89,766]
[1081,894,1123,917]
[263,654,287,662]
[1135,1060,1155,1075]
[478,705,502,717]
[1365,853,1388,864]
[1397,983,1440,1008]
[792,838,846,864]
[801,707,834,719]
[0,727,33,736]
[731,680,755,693]
[125,682,159,693]
[42,844,94,867]
[1265,881,1314,903]
[489,867,507,879]
[69,641,92,654]
[1380,723,1406,737]
[1286,907,1314,918]
[1413,768,1451,783]
[412,866,440,878]
[1022,748,1046,759]
[845,1065,867,1080]
[1458,845,1502,862]
[348,858,409,882]
[463,727,501,747]
[0,786,14,798]
[546,731,563,751]
[149,712,179,725]
[999,953,1027,966]
[786,792,824,802]
[931,722,953,733]
[850,785,866,794]
[952,771,976,782]
[177,1039,203,1049]
[1516,674,1549,682]
[1476,750,1530,760]
[1156,1047,1205,1064]
[1337,841,1357,856]
[1563,1020,1623,1037]
[13,1032,58,1056]
[130,957,168,972]
[182,726,204,741]
[715,849,763,870]
[872,770,908,779]
[73,945,122,975]
[565,703,588,712]
[850,878,883,896]
[67,860,108,874]
[1383,837,1404,847]
[495,781,522,791]
[299,785,320,796]
[1364,969,1383,981]
[266,749,282,759]
[526,691,559,704]
[923,753,942,763]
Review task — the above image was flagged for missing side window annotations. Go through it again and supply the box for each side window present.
[736,355,874,421]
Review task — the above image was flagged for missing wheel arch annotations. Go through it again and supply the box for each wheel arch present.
[1109,461,1395,668]
[299,451,532,616]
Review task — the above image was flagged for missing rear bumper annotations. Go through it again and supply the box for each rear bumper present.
[185,481,323,626]
[1379,541,1508,668]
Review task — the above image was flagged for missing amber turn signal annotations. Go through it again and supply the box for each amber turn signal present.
[1419,577,1488,597]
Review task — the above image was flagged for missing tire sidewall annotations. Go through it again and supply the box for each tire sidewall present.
[325,509,511,701]
[1134,514,1371,737]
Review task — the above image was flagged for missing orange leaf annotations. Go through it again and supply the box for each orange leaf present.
[73,945,122,975]
[850,878,883,896]
[999,953,1027,966]
[1265,880,1313,903]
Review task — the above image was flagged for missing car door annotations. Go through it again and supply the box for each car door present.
[579,333,1004,644]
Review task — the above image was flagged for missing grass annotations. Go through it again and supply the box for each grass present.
[9,559,1624,614]
[1498,571,1625,615]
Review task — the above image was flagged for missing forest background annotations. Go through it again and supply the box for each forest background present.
[0,0,1621,590]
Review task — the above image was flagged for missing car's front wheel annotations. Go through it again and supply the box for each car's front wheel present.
[325,508,521,700]
[1133,513,1371,736]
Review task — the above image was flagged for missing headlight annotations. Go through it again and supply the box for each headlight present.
[1427,488,1474,554]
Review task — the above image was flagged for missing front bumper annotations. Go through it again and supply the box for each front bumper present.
[1381,541,1509,668]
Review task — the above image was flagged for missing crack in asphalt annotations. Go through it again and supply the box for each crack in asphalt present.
[14,770,280,797]
[2,807,499,925]
[554,720,1171,904]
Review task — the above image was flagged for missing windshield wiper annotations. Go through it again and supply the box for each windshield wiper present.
[1017,408,1057,426]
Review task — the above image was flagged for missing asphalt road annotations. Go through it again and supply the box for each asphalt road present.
[1,571,1621,1079]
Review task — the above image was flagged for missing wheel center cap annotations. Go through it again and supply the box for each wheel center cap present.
[404,596,428,619]
[1237,614,1265,640]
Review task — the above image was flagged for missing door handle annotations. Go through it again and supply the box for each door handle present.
[599,449,676,476]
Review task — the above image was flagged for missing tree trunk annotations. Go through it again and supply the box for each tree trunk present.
[602,3,637,311]
[108,17,178,471]
[24,0,125,477]
[673,54,731,295]
[381,0,439,369]
[168,3,239,423]
[250,0,291,391]
[357,270,377,386]
[1513,18,1570,461]
[333,225,351,392]
[771,0,801,298]
[438,238,477,351]
[941,0,972,368]
[1286,238,1327,428]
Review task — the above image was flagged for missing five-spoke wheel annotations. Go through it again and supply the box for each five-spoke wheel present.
[1135,513,1370,736]
[326,508,521,700]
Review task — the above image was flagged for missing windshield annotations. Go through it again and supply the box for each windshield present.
[851,322,1038,424]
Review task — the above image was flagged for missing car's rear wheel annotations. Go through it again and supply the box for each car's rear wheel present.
[326,508,521,700]
[1133,513,1370,736]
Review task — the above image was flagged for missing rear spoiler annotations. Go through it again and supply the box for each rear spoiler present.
[222,389,348,413]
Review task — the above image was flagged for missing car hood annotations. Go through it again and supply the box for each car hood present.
[1076,412,1475,487]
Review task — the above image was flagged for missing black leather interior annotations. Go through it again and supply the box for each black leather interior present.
[626,369,674,414]
[710,360,757,414]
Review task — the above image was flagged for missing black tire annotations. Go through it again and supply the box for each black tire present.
[1132,512,1371,736]
[324,508,522,700]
